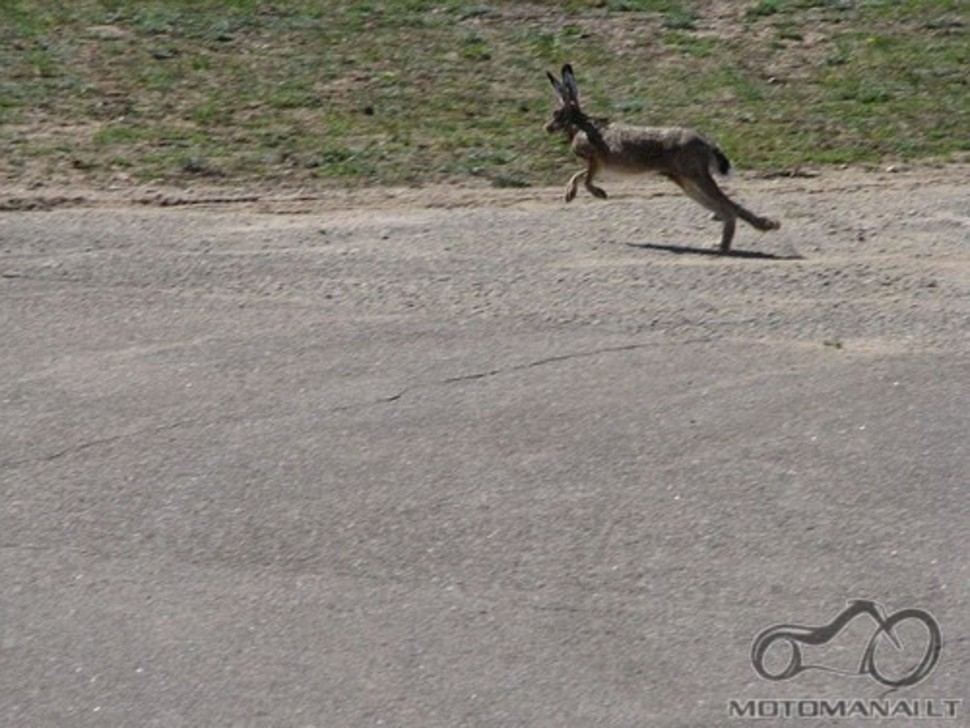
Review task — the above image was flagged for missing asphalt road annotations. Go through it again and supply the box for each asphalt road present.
[2,170,968,726]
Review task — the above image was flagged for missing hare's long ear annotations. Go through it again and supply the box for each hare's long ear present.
[546,70,566,102]
[561,64,580,105]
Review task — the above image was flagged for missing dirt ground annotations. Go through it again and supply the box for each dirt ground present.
[2,165,968,725]
[3,163,968,350]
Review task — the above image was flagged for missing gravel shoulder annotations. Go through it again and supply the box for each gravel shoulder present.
[4,165,967,352]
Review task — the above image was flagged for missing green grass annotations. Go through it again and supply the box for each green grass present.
[1,0,966,187]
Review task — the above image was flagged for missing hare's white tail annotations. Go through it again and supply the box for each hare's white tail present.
[711,147,732,177]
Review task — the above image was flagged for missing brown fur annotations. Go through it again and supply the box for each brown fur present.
[546,65,780,252]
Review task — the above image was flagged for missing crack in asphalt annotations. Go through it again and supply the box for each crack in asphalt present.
[1,418,201,471]
[332,337,710,414]
[3,340,707,467]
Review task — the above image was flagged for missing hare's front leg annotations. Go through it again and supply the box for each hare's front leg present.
[564,159,608,202]
[584,157,608,199]
[564,169,584,202]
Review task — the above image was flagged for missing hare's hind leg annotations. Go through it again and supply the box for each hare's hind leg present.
[685,173,781,251]
[675,174,739,251]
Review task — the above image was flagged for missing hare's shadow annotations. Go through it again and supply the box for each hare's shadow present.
[626,242,803,261]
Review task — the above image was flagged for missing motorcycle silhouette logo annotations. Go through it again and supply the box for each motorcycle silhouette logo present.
[751,599,942,688]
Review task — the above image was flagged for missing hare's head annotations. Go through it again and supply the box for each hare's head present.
[545,64,583,134]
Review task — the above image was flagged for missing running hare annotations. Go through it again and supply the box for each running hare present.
[545,64,780,252]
